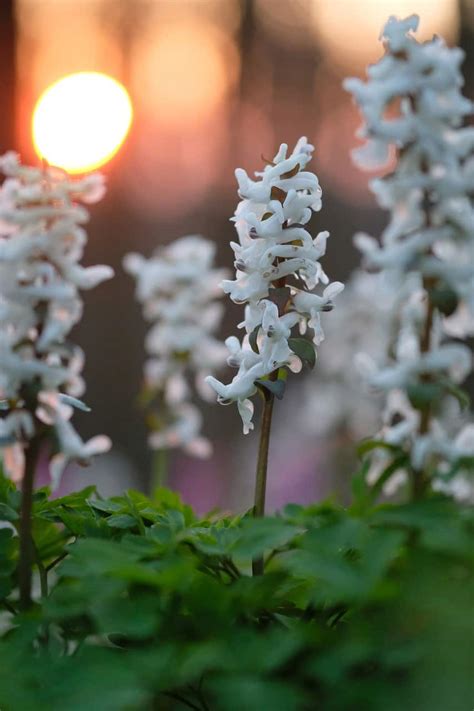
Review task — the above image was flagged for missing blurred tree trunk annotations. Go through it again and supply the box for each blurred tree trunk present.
[238,0,256,103]
[0,0,16,152]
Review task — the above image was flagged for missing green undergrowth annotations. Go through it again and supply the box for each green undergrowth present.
[0,474,472,710]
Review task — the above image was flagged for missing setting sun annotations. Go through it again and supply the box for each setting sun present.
[32,72,133,174]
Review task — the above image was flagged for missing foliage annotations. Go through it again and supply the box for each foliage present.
[0,474,472,710]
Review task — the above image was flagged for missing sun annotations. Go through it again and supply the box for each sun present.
[32,72,133,174]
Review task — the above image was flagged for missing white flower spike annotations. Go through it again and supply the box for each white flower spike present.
[346,16,474,499]
[124,235,229,458]
[0,153,113,487]
[206,138,343,432]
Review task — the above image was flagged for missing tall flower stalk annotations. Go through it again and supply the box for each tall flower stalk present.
[124,235,229,489]
[345,16,474,500]
[0,154,113,607]
[206,138,343,571]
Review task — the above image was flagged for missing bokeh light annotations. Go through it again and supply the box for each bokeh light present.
[131,20,239,126]
[32,72,133,173]
[311,0,460,74]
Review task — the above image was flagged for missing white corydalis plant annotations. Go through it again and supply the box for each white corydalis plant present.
[206,137,343,554]
[0,153,113,489]
[124,235,229,459]
[345,15,474,499]
[206,137,344,436]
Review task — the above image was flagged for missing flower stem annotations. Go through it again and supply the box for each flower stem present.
[152,448,168,493]
[411,280,435,501]
[18,435,41,609]
[252,384,276,576]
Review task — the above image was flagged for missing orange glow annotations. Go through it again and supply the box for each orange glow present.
[311,0,459,74]
[32,72,133,174]
[132,20,239,126]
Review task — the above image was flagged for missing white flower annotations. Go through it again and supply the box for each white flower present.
[124,235,228,457]
[206,138,343,432]
[206,360,265,404]
[50,416,112,490]
[0,154,113,485]
[291,282,344,345]
[259,301,300,371]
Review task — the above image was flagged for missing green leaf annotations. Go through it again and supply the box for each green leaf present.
[351,460,371,510]
[88,499,123,514]
[0,502,19,522]
[407,382,444,409]
[356,439,403,459]
[256,378,286,399]
[231,517,302,558]
[440,378,470,411]
[444,455,474,479]
[107,514,138,529]
[0,472,20,511]
[0,528,17,599]
[288,337,316,369]
[249,326,260,354]
[208,676,306,711]
[429,284,459,317]
[31,516,68,562]
[369,454,409,500]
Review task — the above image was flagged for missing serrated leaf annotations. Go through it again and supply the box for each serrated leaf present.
[288,338,316,369]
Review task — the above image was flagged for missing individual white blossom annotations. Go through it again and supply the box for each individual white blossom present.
[345,15,473,497]
[206,138,343,432]
[124,235,228,457]
[0,153,113,485]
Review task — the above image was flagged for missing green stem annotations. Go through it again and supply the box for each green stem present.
[151,448,168,492]
[252,386,276,576]
[45,551,68,573]
[412,277,435,501]
[18,435,41,610]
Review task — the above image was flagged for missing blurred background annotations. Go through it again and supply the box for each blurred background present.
[1,0,473,512]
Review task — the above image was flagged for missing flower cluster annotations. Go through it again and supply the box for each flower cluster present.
[0,153,113,487]
[124,235,229,458]
[345,15,474,496]
[206,138,343,433]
